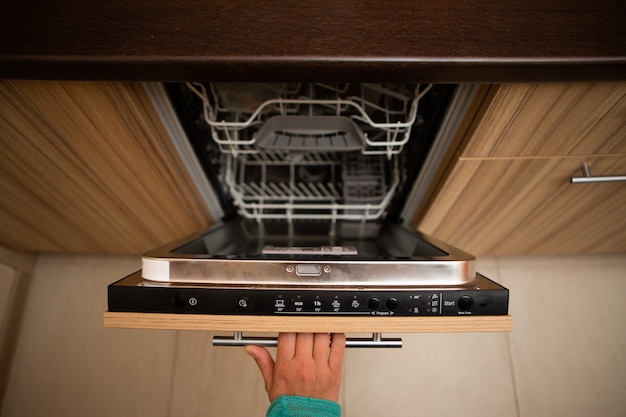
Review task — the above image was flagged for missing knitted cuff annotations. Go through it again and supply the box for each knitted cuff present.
[266,395,341,417]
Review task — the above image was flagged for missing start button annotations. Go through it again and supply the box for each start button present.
[295,264,322,276]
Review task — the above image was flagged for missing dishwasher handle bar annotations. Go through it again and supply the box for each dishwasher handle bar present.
[213,332,402,348]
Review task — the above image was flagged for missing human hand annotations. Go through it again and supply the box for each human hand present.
[244,333,346,403]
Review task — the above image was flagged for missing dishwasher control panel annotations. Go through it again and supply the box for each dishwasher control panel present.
[108,272,509,317]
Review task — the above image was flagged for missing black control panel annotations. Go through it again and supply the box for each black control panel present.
[108,272,509,316]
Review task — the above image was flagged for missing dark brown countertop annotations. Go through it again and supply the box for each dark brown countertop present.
[1,0,625,82]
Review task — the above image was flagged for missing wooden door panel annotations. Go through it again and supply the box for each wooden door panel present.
[419,156,626,255]
[461,83,626,158]
[0,81,212,253]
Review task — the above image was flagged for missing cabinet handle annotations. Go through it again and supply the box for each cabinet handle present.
[570,164,626,184]
[212,332,403,348]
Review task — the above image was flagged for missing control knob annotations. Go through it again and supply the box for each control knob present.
[386,297,399,310]
[367,297,380,310]
[458,295,474,312]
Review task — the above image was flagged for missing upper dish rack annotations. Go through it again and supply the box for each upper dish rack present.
[187,82,432,158]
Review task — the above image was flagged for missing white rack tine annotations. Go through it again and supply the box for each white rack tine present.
[259,149,272,160]
[299,182,315,197]
[250,182,266,197]
[261,151,273,162]
[309,182,327,198]
[243,184,262,199]
[245,183,259,197]
[293,183,307,197]
[318,183,337,199]
[315,182,328,197]
[278,182,293,197]
[307,152,321,162]
[327,182,340,198]
[269,182,287,197]
[290,183,305,197]
[258,185,273,197]
[262,183,280,197]
[271,151,286,162]
[305,182,321,197]
[307,182,323,198]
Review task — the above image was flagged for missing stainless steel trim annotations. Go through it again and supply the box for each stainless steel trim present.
[142,82,225,219]
[400,84,481,225]
[212,332,403,348]
[142,257,475,287]
[141,222,476,287]
[570,163,626,183]
[142,218,476,289]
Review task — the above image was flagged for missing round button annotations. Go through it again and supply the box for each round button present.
[238,297,250,309]
[367,297,380,310]
[458,295,474,311]
[386,297,399,310]
[171,293,187,309]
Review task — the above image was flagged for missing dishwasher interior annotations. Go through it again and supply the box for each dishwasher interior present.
[167,82,456,224]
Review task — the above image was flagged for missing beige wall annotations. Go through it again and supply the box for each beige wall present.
[0,264,16,340]
[1,254,625,417]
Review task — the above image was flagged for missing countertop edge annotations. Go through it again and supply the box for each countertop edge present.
[2,55,626,82]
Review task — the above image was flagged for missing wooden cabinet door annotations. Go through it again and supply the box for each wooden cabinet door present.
[0,81,212,254]
[461,83,626,158]
[418,156,626,256]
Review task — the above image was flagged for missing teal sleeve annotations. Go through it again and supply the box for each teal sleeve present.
[266,395,341,417]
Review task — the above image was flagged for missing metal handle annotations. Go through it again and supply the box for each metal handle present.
[571,164,626,183]
[212,332,403,348]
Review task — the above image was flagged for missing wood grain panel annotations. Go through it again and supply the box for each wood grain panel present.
[0,81,212,254]
[1,0,625,82]
[103,312,513,333]
[419,156,626,256]
[460,83,626,157]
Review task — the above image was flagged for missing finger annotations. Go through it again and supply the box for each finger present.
[328,333,346,373]
[276,332,296,361]
[244,345,275,390]
[295,333,314,358]
[313,333,332,361]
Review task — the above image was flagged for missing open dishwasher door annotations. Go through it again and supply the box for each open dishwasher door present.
[106,82,509,344]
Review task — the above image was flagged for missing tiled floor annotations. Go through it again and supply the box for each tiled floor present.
[1,254,625,417]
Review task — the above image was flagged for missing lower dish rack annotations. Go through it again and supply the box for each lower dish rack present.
[221,150,398,221]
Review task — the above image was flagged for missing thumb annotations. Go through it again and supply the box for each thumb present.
[244,345,275,390]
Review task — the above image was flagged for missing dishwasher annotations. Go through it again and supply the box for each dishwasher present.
[107,82,509,348]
